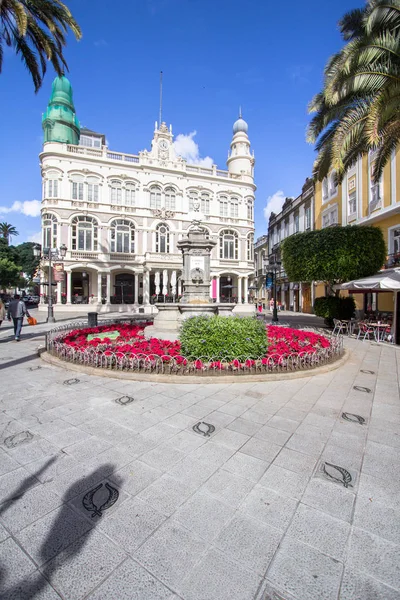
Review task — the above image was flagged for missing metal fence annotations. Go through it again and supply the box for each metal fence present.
[45,319,344,377]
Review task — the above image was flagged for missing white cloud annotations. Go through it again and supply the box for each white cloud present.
[0,200,41,217]
[263,190,286,228]
[173,131,214,168]
[28,232,42,244]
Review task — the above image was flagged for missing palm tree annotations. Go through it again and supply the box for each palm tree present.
[308,0,400,184]
[0,222,19,245]
[0,0,82,92]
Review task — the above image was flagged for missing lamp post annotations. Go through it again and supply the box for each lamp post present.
[270,254,281,323]
[33,243,67,323]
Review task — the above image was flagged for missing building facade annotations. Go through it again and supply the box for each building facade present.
[267,178,315,312]
[39,76,256,312]
[314,148,400,313]
[251,234,269,304]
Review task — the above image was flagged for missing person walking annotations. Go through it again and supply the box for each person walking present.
[7,294,30,341]
[0,300,5,326]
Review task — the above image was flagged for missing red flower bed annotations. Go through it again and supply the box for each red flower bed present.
[56,323,332,368]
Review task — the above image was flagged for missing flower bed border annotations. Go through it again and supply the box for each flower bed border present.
[45,318,344,378]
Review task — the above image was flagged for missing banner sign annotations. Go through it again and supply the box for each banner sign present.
[265,272,274,290]
[53,263,65,283]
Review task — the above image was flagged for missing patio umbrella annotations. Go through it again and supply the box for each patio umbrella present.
[222,284,235,289]
[340,268,400,291]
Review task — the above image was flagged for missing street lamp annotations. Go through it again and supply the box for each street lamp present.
[33,243,67,323]
[270,254,281,323]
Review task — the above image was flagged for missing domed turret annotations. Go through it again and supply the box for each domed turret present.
[42,75,80,145]
[227,109,254,181]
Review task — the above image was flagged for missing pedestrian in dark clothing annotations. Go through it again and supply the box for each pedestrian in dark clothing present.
[7,294,30,341]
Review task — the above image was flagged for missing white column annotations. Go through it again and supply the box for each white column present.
[106,273,111,303]
[162,269,168,295]
[237,276,242,303]
[178,277,182,296]
[144,269,150,304]
[244,277,248,304]
[66,271,72,304]
[97,272,102,302]
[134,273,139,303]
[155,271,160,295]
[56,281,62,305]
[216,275,220,303]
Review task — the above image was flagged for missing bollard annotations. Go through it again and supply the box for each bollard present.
[88,312,98,327]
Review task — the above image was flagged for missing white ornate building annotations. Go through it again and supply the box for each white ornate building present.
[39,76,256,312]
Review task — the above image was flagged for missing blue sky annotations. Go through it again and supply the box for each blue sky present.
[0,0,364,244]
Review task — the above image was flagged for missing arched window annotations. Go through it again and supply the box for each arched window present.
[71,175,84,200]
[188,190,198,212]
[230,197,239,218]
[150,185,162,209]
[219,196,229,217]
[322,177,329,201]
[42,213,57,249]
[87,176,100,202]
[165,187,176,210]
[110,180,122,204]
[247,233,254,261]
[156,223,170,253]
[110,219,135,253]
[201,193,210,215]
[247,200,253,220]
[220,229,238,260]
[71,216,98,251]
[125,182,136,206]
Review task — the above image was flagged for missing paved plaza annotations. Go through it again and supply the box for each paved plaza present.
[0,315,399,599]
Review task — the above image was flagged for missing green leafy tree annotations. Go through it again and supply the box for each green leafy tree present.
[0,237,18,262]
[281,225,386,294]
[0,258,22,291]
[0,0,82,92]
[0,222,19,245]
[15,242,41,280]
[308,0,400,184]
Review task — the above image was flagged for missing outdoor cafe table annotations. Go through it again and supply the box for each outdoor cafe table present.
[368,322,389,342]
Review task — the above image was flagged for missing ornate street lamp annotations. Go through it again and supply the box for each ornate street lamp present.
[270,253,281,323]
[33,243,67,323]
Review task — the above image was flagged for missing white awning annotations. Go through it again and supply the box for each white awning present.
[340,268,400,291]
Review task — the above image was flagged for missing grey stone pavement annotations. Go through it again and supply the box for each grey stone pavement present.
[0,313,399,600]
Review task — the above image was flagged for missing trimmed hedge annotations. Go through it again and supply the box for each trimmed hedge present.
[314,295,356,325]
[179,315,268,360]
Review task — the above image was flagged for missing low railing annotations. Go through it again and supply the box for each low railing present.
[45,321,344,377]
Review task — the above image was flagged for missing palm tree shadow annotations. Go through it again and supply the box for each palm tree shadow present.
[1,464,122,599]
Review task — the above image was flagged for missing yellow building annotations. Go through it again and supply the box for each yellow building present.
[314,148,400,314]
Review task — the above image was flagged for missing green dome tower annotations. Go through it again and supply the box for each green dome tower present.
[42,75,80,144]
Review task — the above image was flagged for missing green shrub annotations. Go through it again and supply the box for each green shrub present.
[314,295,356,326]
[179,315,268,360]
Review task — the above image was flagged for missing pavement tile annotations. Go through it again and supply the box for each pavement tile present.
[174,490,235,542]
[286,503,350,561]
[134,520,208,591]
[241,484,298,530]
[15,505,93,566]
[201,468,255,507]
[63,436,113,462]
[0,448,21,476]
[109,460,162,496]
[223,452,269,482]
[140,443,186,471]
[267,416,299,433]
[6,438,60,466]
[190,441,235,467]
[258,464,309,500]
[0,483,62,533]
[215,513,282,575]
[267,537,343,600]
[137,474,194,516]
[240,437,282,463]
[0,537,36,595]
[0,466,41,504]
[211,428,250,449]
[85,558,174,600]
[357,471,400,511]
[254,425,292,446]
[347,527,400,590]
[180,548,262,600]
[353,495,400,545]
[98,496,166,553]
[285,432,326,457]
[302,477,355,522]
[167,456,218,490]
[0,570,62,600]
[226,417,263,436]
[272,447,318,475]
[340,567,400,600]
[43,530,126,600]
